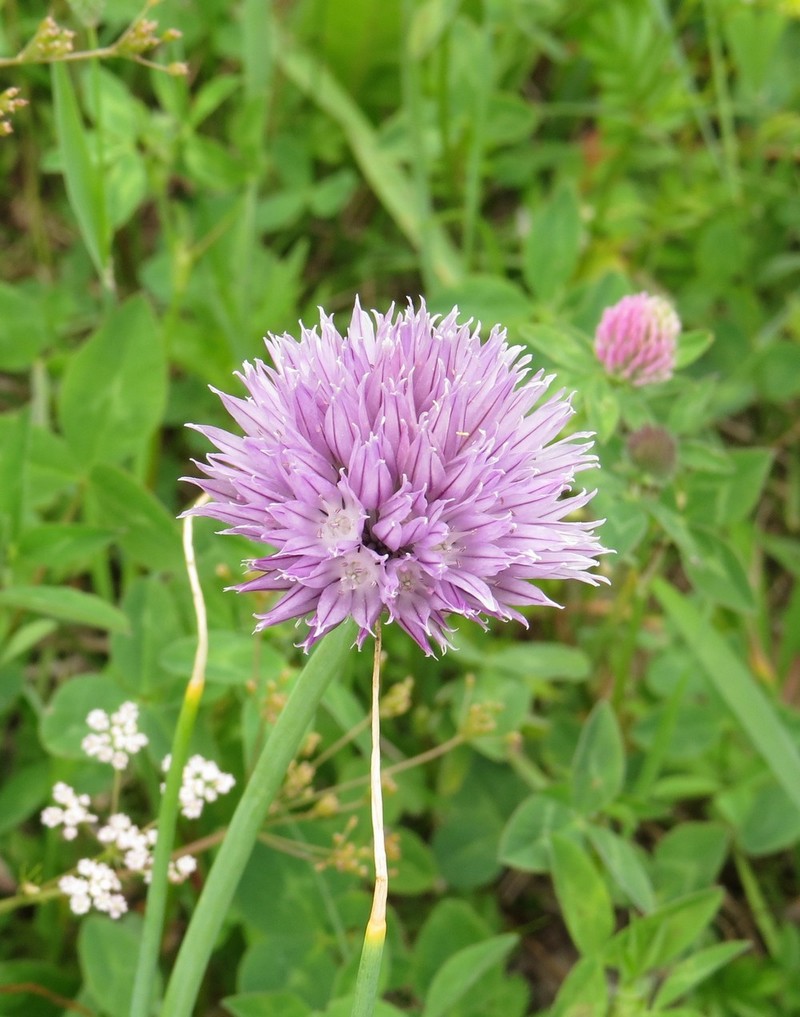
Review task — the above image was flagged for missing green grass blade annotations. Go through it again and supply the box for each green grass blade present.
[161,621,356,1017]
[51,62,112,291]
[653,579,800,814]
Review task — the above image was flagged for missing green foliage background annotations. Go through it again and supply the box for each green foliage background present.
[1,0,800,1015]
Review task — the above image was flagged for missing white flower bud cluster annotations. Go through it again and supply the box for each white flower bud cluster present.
[40,782,98,840]
[97,813,197,885]
[59,859,127,919]
[82,702,149,770]
[162,754,236,820]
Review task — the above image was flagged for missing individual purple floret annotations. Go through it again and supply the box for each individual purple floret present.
[594,292,680,386]
[187,299,607,655]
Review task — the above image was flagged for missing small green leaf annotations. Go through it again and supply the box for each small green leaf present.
[524,184,583,303]
[654,940,749,1008]
[551,956,608,1017]
[221,990,311,1017]
[571,701,625,815]
[421,934,518,1017]
[588,826,655,912]
[606,888,723,978]
[674,329,713,369]
[549,833,615,956]
[410,899,492,997]
[391,827,439,895]
[431,275,532,330]
[499,795,578,872]
[0,585,129,633]
[681,527,756,613]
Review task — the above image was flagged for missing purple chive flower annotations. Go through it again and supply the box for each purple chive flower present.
[187,300,607,655]
[594,292,680,386]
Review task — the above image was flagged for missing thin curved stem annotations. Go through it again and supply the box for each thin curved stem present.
[351,623,387,1017]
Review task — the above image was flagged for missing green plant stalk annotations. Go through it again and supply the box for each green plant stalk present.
[130,511,209,1017]
[401,0,434,293]
[160,620,356,1017]
[351,624,386,1017]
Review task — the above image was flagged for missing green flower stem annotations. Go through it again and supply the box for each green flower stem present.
[351,624,386,1017]
[160,620,356,1017]
[130,511,209,1017]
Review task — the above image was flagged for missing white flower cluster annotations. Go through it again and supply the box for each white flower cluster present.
[97,814,197,885]
[162,754,236,820]
[40,782,97,840]
[82,702,149,771]
[59,859,127,919]
[38,704,232,920]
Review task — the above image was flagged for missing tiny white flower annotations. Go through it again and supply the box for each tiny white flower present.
[40,783,97,840]
[59,860,127,920]
[81,702,148,771]
[161,754,235,820]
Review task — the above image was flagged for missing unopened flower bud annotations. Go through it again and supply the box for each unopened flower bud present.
[595,292,680,386]
[627,425,677,479]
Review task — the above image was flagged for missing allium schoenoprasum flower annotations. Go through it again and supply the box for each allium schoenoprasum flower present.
[187,299,607,655]
[594,292,680,386]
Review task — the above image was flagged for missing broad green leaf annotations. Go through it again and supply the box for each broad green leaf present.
[549,833,615,956]
[391,827,438,895]
[40,673,125,759]
[588,826,655,912]
[16,523,114,575]
[161,630,286,687]
[524,184,582,303]
[421,934,518,1017]
[58,297,167,467]
[499,795,578,872]
[0,282,50,370]
[717,778,800,856]
[78,914,156,1017]
[653,940,749,1008]
[571,701,625,815]
[606,888,723,978]
[520,323,594,373]
[551,956,608,1017]
[0,760,51,836]
[714,448,774,524]
[654,580,800,816]
[87,463,183,573]
[111,578,185,696]
[0,585,129,634]
[222,992,310,1017]
[51,62,111,287]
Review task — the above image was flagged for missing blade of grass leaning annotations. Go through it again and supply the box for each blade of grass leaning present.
[51,62,113,293]
[653,579,800,814]
[129,510,209,1017]
[274,31,463,288]
[161,619,356,1017]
